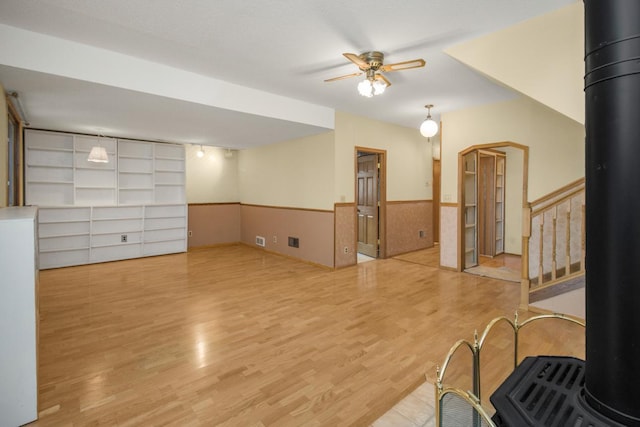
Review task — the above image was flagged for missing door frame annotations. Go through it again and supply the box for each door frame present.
[355,146,387,259]
[457,141,529,271]
[433,158,441,243]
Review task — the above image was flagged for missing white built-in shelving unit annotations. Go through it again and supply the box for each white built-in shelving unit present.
[25,129,187,269]
[118,140,154,205]
[75,136,117,205]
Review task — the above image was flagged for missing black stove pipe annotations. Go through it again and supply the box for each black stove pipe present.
[584,0,640,424]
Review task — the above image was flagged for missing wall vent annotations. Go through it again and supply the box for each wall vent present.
[255,236,266,247]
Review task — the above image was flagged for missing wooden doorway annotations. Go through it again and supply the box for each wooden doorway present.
[477,151,505,257]
[459,143,526,272]
[433,159,441,243]
[356,148,386,259]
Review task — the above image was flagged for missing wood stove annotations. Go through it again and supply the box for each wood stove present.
[491,1,640,425]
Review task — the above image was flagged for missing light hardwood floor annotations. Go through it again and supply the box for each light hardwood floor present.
[30,245,584,426]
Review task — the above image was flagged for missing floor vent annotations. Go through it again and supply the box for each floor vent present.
[255,236,266,247]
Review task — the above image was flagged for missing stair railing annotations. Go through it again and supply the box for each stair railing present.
[522,178,585,303]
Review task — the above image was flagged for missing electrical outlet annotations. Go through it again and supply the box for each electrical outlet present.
[343,246,348,254]
[188,230,193,237]
[121,234,127,243]
[419,230,425,238]
[273,235,277,243]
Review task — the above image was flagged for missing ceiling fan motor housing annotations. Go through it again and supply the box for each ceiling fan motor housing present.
[359,51,385,70]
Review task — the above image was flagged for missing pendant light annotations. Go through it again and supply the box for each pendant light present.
[87,146,109,163]
[420,104,439,138]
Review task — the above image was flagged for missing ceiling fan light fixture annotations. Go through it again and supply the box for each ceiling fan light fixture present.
[373,79,387,95]
[357,79,374,97]
[420,104,439,138]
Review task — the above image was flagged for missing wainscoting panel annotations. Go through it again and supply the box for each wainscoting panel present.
[241,204,334,267]
[440,204,458,269]
[334,203,356,268]
[386,200,434,257]
[187,203,241,248]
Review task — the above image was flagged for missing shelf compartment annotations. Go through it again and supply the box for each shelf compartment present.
[118,157,153,173]
[118,141,153,158]
[91,244,142,263]
[154,171,184,185]
[154,143,184,160]
[27,150,73,168]
[143,240,185,256]
[155,186,185,204]
[39,234,90,252]
[75,153,116,170]
[92,231,142,247]
[27,183,74,206]
[119,189,154,205]
[39,207,91,222]
[144,228,185,242]
[27,166,73,183]
[75,188,116,206]
[74,136,116,154]
[145,205,186,218]
[39,221,90,238]
[144,217,185,230]
[155,158,184,172]
[119,172,153,189]
[76,168,116,188]
[92,218,142,235]
[92,206,144,220]
[40,249,90,269]
[26,130,73,150]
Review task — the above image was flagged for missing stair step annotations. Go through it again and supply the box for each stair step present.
[529,274,584,303]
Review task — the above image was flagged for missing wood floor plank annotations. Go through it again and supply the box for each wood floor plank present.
[28,244,584,426]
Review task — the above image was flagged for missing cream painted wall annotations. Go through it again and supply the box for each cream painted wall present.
[238,131,335,210]
[186,144,239,203]
[441,97,584,203]
[0,85,7,207]
[439,97,584,266]
[334,111,433,203]
[445,2,583,125]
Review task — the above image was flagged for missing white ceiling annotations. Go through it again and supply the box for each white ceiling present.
[0,0,576,148]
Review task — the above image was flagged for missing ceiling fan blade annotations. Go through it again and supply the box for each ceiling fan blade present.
[379,59,426,72]
[324,72,363,82]
[375,74,392,87]
[343,52,371,70]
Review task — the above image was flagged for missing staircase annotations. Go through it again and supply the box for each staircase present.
[522,178,585,315]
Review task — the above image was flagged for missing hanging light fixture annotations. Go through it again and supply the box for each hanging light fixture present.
[357,79,374,97]
[88,129,110,163]
[88,145,109,163]
[196,145,205,158]
[420,104,439,138]
[358,69,388,97]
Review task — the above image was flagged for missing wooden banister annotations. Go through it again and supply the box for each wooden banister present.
[529,178,585,210]
[523,179,586,304]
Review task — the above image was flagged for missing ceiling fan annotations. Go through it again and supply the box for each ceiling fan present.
[324,51,425,97]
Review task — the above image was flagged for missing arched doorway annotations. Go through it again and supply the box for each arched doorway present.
[458,142,529,275]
